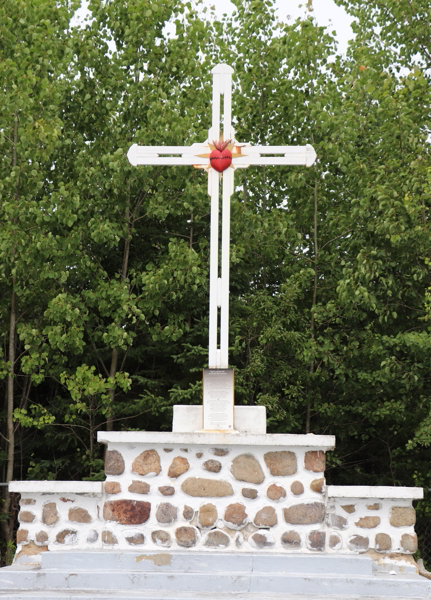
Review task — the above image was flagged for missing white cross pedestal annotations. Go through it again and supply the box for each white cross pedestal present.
[128,63,316,432]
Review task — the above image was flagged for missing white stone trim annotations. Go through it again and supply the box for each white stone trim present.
[327,485,423,500]
[9,481,103,495]
[97,431,336,448]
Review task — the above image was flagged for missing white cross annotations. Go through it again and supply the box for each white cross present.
[128,63,316,370]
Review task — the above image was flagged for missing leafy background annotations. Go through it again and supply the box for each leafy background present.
[1,0,430,561]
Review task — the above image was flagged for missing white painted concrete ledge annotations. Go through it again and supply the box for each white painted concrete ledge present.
[97,431,336,448]
[9,481,103,495]
[327,485,423,500]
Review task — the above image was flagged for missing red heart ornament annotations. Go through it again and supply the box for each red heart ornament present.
[210,140,232,173]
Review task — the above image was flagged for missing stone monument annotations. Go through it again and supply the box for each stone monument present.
[1,64,429,600]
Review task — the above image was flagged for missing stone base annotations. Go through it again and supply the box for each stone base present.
[5,427,428,598]
[9,431,422,562]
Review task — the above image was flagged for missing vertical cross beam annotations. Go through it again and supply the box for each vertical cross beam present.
[126,62,317,384]
[207,64,234,369]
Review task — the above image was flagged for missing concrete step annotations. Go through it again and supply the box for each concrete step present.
[0,592,428,600]
[40,551,373,576]
[0,565,429,598]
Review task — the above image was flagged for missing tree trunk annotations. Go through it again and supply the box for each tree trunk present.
[106,199,131,431]
[2,115,19,551]
[106,347,118,432]
[2,281,17,549]
[306,180,318,434]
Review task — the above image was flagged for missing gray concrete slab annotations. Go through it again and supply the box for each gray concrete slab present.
[0,590,429,600]
[41,551,372,576]
[2,549,430,600]
[250,571,430,597]
[0,565,430,598]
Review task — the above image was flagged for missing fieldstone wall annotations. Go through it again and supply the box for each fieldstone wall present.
[326,494,418,555]
[15,490,102,555]
[100,443,327,552]
[12,438,422,558]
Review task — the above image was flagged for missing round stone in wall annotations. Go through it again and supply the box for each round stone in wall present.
[125,533,146,545]
[326,513,348,530]
[242,488,258,499]
[355,516,380,529]
[19,511,35,523]
[176,526,198,548]
[69,507,92,523]
[17,529,28,544]
[347,534,369,552]
[152,530,172,547]
[390,507,416,527]
[199,503,217,528]
[128,481,150,495]
[401,533,418,553]
[284,502,325,525]
[250,531,275,549]
[156,502,177,524]
[87,530,99,544]
[21,498,36,505]
[42,502,59,526]
[103,500,151,525]
[267,484,286,501]
[168,456,190,478]
[203,459,222,473]
[367,503,381,510]
[231,454,264,484]
[104,482,121,495]
[105,450,125,475]
[254,506,277,528]
[329,533,342,550]
[375,533,392,552]
[224,503,248,529]
[181,477,233,497]
[159,486,175,496]
[304,451,325,473]
[101,530,118,545]
[183,505,194,521]
[290,481,304,496]
[205,530,230,548]
[341,504,356,514]
[36,530,49,545]
[281,530,301,548]
[264,451,297,476]
[132,449,161,476]
[56,529,78,545]
[212,448,229,456]
[310,478,325,493]
[307,530,325,551]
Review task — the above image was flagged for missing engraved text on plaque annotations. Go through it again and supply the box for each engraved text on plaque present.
[203,369,234,431]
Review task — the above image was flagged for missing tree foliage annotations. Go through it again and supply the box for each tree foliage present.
[1,0,430,555]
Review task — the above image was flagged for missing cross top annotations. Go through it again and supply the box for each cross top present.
[128,64,316,370]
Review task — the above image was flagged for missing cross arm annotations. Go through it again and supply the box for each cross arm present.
[235,144,316,167]
[127,143,209,167]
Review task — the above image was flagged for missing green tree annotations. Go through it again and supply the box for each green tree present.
[334,0,431,71]
[0,0,81,549]
[2,0,431,559]
[7,0,218,482]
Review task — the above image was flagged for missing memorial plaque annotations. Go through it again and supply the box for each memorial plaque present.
[203,369,234,431]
